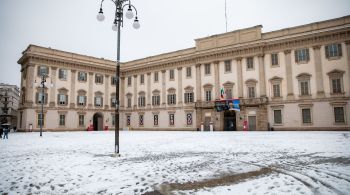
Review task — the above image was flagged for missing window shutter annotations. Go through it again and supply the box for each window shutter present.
[94,97,96,106]
[35,93,38,103]
[338,44,342,57]
[84,96,87,106]
[306,49,310,61]
[167,95,170,105]
[44,93,48,104]
[66,95,68,105]
[77,95,79,105]
[57,94,60,104]
[325,45,329,58]
[174,95,176,104]
[184,93,187,103]
[101,98,103,107]
[294,50,298,63]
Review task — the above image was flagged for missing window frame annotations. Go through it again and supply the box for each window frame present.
[224,60,232,73]
[204,63,211,75]
[95,74,104,84]
[78,72,87,82]
[271,53,279,66]
[186,67,192,78]
[246,57,254,70]
[169,69,175,80]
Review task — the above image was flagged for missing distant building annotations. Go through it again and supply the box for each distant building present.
[0,83,20,129]
[17,15,350,131]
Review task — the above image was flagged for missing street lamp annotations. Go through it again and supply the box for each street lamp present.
[34,74,49,137]
[97,0,140,155]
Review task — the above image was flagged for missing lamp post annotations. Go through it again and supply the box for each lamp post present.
[35,74,48,137]
[96,0,140,155]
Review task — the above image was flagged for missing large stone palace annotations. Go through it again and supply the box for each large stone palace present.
[17,15,350,131]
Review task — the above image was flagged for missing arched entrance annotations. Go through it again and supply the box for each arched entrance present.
[224,111,236,131]
[93,112,103,131]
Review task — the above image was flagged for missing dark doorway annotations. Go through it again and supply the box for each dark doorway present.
[224,111,236,131]
[248,116,256,131]
[93,112,103,131]
[204,117,211,131]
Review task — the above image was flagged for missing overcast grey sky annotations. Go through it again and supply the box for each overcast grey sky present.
[0,0,349,87]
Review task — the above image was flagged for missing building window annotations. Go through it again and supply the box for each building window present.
[95,97,103,107]
[300,81,310,96]
[37,66,49,76]
[327,70,345,95]
[58,94,67,105]
[58,69,68,80]
[248,86,256,98]
[139,115,144,126]
[167,94,176,105]
[246,57,254,70]
[37,113,45,127]
[186,113,193,125]
[78,72,87,82]
[331,78,342,94]
[111,76,117,85]
[169,69,175,80]
[77,95,86,106]
[154,114,158,126]
[186,67,192,78]
[334,107,345,123]
[302,108,312,124]
[204,64,211,75]
[127,76,132,86]
[152,95,160,106]
[111,97,116,107]
[295,48,310,63]
[59,114,65,126]
[127,97,132,108]
[225,60,231,72]
[36,92,47,104]
[138,94,146,107]
[325,43,342,58]
[154,72,159,82]
[225,88,233,99]
[273,84,281,97]
[140,74,144,84]
[95,74,104,84]
[79,115,85,126]
[126,115,131,126]
[273,109,282,124]
[205,90,212,102]
[169,113,175,126]
[184,92,194,103]
[271,53,279,66]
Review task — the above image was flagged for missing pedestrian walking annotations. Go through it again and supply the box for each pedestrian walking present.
[3,127,9,139]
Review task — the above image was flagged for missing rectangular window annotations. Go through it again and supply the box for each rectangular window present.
[59,69,67,80]
[38,66,49,76]
[300,81,309,96]
[167,94,176,105]
[78,95,85,106]
[37,113,45,127]
[79,115,84,126]
[140,74,144,84]
[95,74,103,84]
[138,96,146,107]
[325,44,342,58]
[302,108,312,124]
[59,94,66,105]
[111,97,116,107]
[37,92,47,104]
[186,67,192,77]
[139,115,144,126]
[295,48,310,62]
[334,107,345,123]
[204,64,211,75]
[225,60,231,72]
[273,84,281,97]
[248,86,255,98]
[273,110,282,124]
[154,72,159,82]
[127,98,132,108]
[78,72,87,82]
[331,78,342,94]
[59,114,65,126]
[154,114,158,126]
[169,69,175,80]
[152,95,160,106]
[95,97,102,107]
[126,115,130,126]
[111,76,117,85]
[184,92,194,103]
[246,57,254,69]
[169,113,175,126]
[225,89,232,99]
[271,53,279,66]
[186,113,193,125]
[205,90,212,102]
[127,76,132,86]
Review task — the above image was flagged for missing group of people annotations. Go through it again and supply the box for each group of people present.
[0,127,9,139]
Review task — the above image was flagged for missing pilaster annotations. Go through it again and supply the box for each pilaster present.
[177,67,183,104]
[88,72,93,108]
[195,64,202,102]
[49,67,57,107]
[214,61,220,100]
[313,45,325,98]
[70,69,76,108]
[345,41,350,93]
[133,75,138,109]
[258,54,267,97]
[120,76,125,108]
[161,70,166,106]
[284,50,294,100]
[235,57,243,98]
[147,72,151,108]
[26,65,35,104]
[104,74,110,109]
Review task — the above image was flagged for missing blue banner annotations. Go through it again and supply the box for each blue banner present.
[232,99,240,111]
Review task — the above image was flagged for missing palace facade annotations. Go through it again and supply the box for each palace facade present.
[17,16,350,131]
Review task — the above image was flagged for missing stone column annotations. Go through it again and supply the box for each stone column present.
[195,64,202,102]
[49,67,57,107]
[258,55,267,97]
[235,57,243,98]
[88,72,94,108]
[133,75,138,109]
[284,50,294,100]
[104,74,110,109]
[313,45,325,97]
[214,61,220,100]
[345,41,350,93]
[120,76,125,109]
[161,70,166,106]
[25,65,35,107]
[70,69,76,108]
[177,67,183,104]
[147,72,151,108]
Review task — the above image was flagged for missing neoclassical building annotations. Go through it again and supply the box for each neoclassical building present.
[17,15,350,131]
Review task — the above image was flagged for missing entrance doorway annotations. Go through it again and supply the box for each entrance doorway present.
[248,116,256,131]
[93,112,103,131]
[224,111,236,131]
[204,117,211,131]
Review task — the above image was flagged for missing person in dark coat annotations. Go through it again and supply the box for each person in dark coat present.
[3,127,8,139]
[0,128,3,139]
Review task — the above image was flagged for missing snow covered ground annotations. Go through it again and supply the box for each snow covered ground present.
[0,131,349,195]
